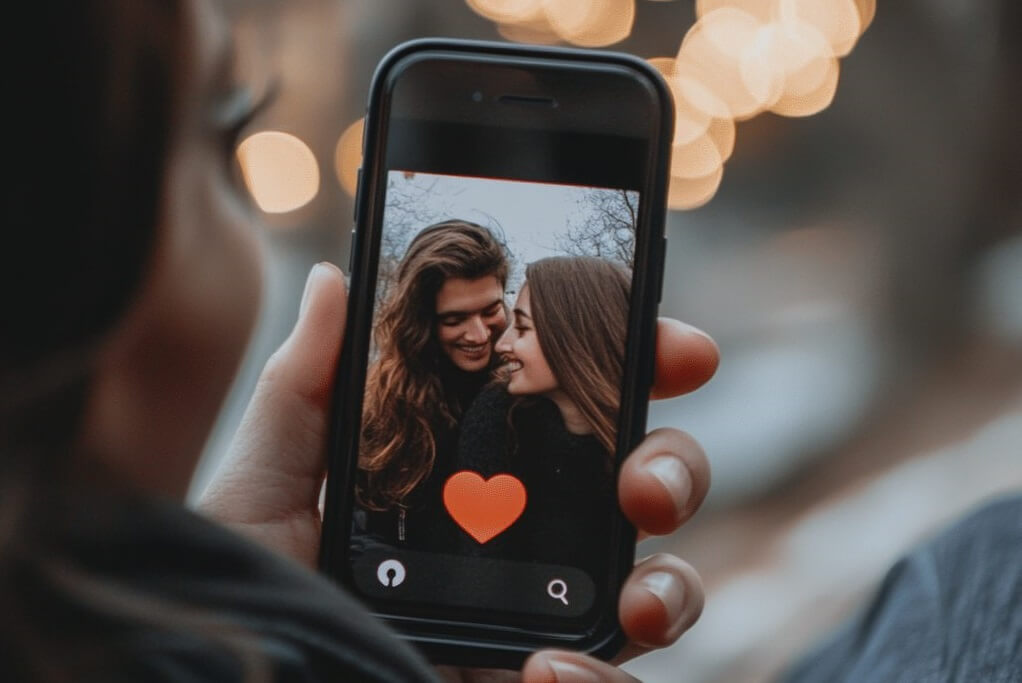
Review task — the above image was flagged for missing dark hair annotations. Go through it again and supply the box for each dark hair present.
[358,220,509,510]
[3,0,185,488]
[1,1,188,677]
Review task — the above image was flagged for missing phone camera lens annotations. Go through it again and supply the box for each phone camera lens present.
[472,90,483,103]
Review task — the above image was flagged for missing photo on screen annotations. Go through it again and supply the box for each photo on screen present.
[349,171,639,612]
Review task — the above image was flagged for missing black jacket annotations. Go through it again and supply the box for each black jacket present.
[455,383,615,570]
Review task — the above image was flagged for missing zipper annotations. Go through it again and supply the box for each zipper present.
[398,508,406,542]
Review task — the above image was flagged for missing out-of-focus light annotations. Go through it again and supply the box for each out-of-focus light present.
[696,0,775,22]
[677,8,770,120]
[853,0,876,33]
[671,132,724,179]
[334,118,364,198]
[779,0,861,57]
[668,165,724,210]
[754,18,834,108]
[648,57,712,145]
[770,55,839,116]
[236,131,319,214]
[497,16,561,44]
[544,0,636,47]
[706,116,737,161]
[467,0,544,24]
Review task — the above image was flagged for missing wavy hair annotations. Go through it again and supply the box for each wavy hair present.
[358,220,509,510]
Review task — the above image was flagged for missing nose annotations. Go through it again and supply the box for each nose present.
[495,327,512,354]
[463,315,488,343]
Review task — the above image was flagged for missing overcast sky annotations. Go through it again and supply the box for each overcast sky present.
[386,171,637,293]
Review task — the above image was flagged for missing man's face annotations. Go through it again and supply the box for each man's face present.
[435,275,507,372]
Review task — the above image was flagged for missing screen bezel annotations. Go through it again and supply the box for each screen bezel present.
[321,39,673,666]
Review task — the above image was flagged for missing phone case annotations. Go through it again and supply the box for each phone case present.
[321,38,674,669]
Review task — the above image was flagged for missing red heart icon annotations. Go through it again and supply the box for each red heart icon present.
[443,471,527,544]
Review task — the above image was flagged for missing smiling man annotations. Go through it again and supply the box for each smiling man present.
[354,220,510,551]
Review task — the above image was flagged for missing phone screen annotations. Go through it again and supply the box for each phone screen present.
[331,49,667,639]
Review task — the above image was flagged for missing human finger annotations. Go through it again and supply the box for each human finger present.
[618,428,710,538]
[523,650,640,683]
[200,263,346,521]
[651,318,718,400]
[612,553,704,661]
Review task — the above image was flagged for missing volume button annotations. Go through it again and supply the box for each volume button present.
[657,236,667,303]
[352,167,363,223]
[348,229,357,272]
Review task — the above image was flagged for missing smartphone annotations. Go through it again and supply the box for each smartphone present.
[320,38,673,669]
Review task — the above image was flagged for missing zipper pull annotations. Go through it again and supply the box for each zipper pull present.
[398,508,406,542]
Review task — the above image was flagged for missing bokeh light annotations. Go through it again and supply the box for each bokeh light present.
[466,0,545,24]
[462,0,877,210]
[696,0,775,22]
[780,0,861,57]
[648,58,712,145]
[770,55,839,117]
[668,165,724,210]
[334,117,365,198]
[671,132,724,179]
[497,15,561,44]
[677,8,770,120]
[236,131,320,214]
[544,0,636,47]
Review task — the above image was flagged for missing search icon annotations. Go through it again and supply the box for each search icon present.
[547,578,569,606]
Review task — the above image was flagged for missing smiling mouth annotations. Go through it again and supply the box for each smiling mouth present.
[505,359,523,373]
[456,343,488,355]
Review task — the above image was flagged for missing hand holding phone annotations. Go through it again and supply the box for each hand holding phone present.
[201,267,716,680]
[314,39,707,669]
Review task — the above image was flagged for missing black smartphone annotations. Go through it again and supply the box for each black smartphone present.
[321,38,673,669]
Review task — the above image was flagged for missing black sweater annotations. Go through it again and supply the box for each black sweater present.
[454,384,615,571]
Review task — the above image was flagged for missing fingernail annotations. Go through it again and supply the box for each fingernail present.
[646,455,691,522]
[299,263,330,318]
[548,659,601,683]
[640,570,686,637]
[672,319,714,342]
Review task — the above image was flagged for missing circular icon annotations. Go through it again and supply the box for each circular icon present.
[376,559,406,588]
[547,578,569,605]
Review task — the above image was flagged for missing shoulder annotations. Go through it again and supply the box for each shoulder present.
[781,493,1022,683]
[38,494,439,683]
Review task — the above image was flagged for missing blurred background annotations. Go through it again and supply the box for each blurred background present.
[190,1,1022,681]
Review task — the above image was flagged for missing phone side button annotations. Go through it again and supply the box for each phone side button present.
[352,167,363,222]
[657,236,667,303]
[348,229,357,272]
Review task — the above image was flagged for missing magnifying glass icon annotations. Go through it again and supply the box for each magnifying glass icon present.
[547,578,569,606]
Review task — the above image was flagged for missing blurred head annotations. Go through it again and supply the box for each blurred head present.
[496,257,631,454]
[3,0,264,505]
[359,220,509,509]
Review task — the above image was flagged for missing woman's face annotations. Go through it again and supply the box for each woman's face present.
[495,285,559,396]
[80,0,266,498]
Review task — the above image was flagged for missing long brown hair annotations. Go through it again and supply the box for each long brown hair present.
[358,220,509,510]
[524,257,632,455]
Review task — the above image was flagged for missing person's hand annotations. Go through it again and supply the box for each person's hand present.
[199,262,718,681]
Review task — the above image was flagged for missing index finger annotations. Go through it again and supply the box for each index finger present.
[651,318,719,400]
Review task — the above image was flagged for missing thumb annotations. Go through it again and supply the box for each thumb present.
[270,261,349,407]
[202,263,347,515]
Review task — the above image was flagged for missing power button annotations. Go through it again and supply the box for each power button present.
[352,167,363,223]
